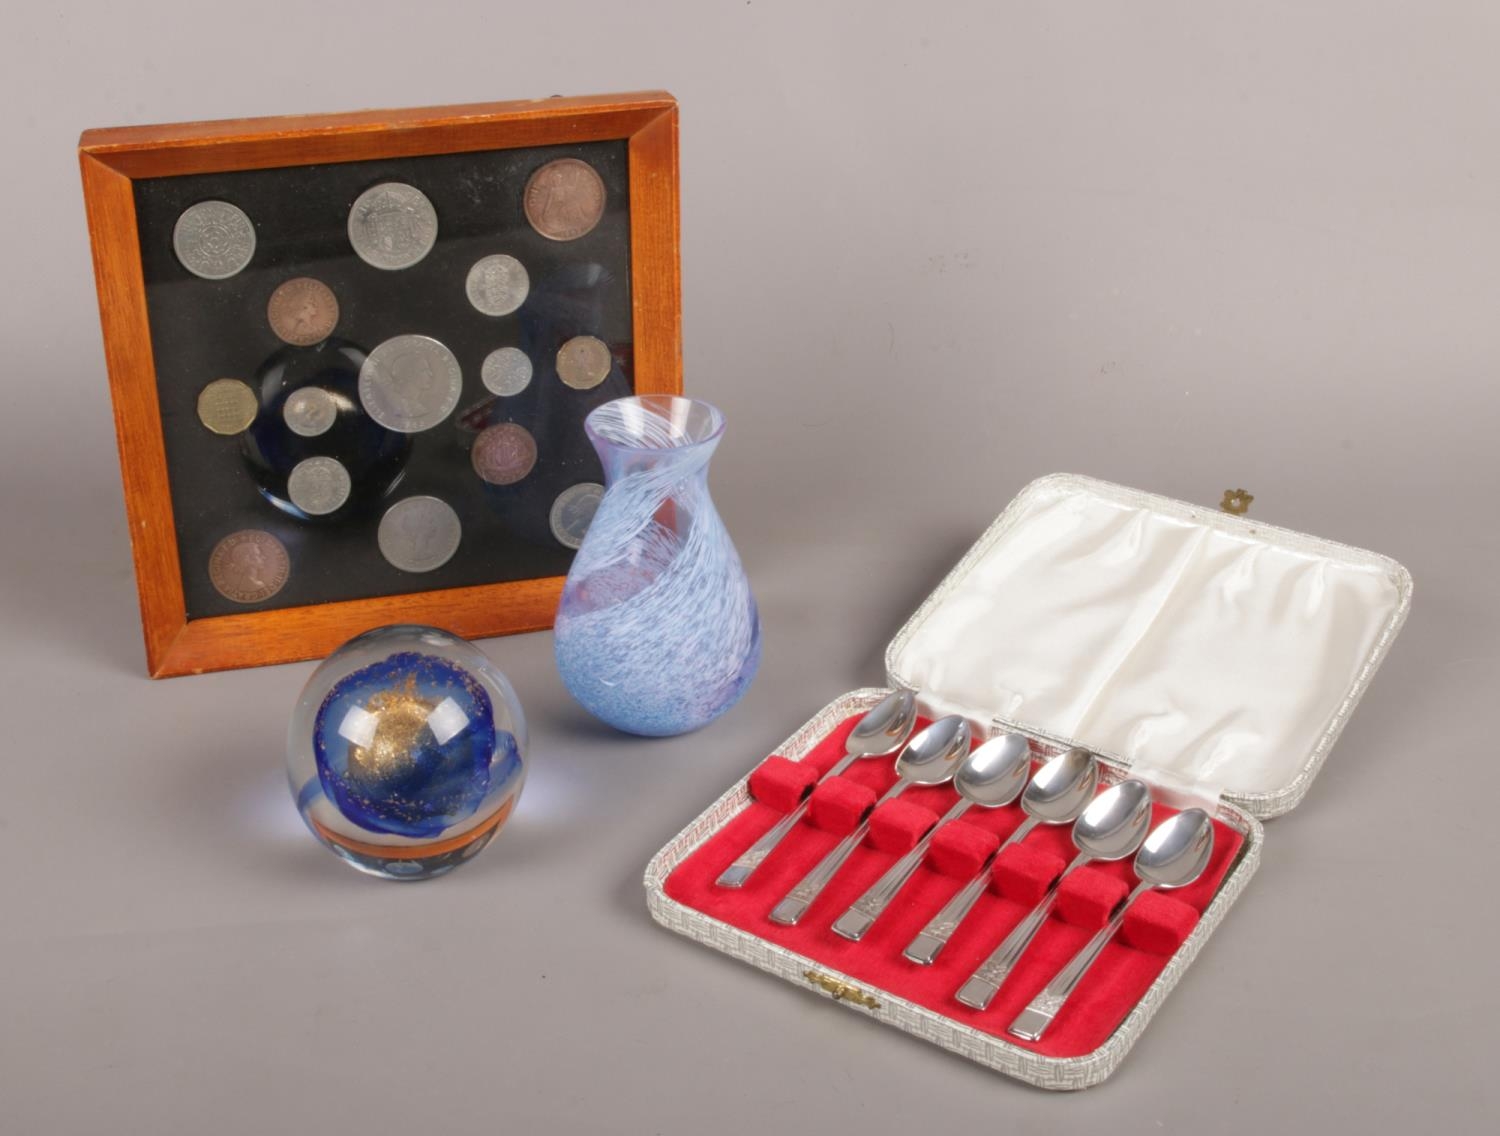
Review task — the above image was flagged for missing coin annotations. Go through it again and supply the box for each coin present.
[378,496,462,573]
[267,277,339,346]
[173,200,256,280]
[347,182,438,270]
[556,335,613,390]
[196,378,258,435]
[523,158,607,241]
[208,529,290,604]
[282,386,339,437]
[287,456,352,515]
[471,423,537,486]
[549,483,604,549]
[358,334,463,433]
[465,254,529,316]
[480,346,533,397]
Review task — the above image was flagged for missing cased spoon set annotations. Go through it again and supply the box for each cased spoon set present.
[717,697,1216,1040]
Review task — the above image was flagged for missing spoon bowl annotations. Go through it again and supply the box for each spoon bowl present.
[847,689,919,760]
[953,733,1032,807]
[1071,779,1154,862]
[893,715,972,785]
[1135,807,1215,889]
[1021,747,1101,824]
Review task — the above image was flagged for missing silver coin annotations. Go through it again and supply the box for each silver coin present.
[282,387,339,437]
[480,346,533,397]
[348,182,438,270]
[173,200,256,280]
[358,335,463,433]
[287,456,352,516]
[549,483,604,549]
[378,496,462,573]
[465,254,530,316]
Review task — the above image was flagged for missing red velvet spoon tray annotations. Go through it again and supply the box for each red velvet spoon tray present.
[645,474,1410,1089]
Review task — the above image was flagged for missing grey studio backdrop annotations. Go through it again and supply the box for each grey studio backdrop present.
[2,2,1495,1133]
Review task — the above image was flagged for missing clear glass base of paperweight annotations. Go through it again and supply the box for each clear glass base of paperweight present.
[287,625,527,880]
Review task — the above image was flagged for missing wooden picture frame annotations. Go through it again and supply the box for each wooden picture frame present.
[79,92,681,677]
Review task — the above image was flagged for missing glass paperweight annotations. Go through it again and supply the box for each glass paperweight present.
[554,395,761,736]
[287,625,527,880]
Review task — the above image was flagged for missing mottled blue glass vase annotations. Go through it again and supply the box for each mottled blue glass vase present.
[555,396,760,736]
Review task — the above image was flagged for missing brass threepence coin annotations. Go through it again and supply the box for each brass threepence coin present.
[196,378,259,435]
[465,254,529,316]
[267,277,339,346]
[480,346,533,396]
[173,200,256,280]
[549,482,604,549]
[377,496,462,573]
[471,423,538,486]
[208,529,290,604]
[347,182,438,270]
[556,335,612,390]
[287,456,352,516]
[358,334,463,433]
[523,158,606,241]
[282,386,339,437]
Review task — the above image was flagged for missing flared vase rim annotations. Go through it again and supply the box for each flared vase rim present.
[583,394,726,455]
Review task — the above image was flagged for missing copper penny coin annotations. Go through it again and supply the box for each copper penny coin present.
[196,378,258,435]
[555,335,613,390]
[471,423,538,485]
[267,277,339,346]
[208,530,290,604]
[523,158,606,241]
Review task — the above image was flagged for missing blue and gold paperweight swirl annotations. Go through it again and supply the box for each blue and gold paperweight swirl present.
[287,625,527,880]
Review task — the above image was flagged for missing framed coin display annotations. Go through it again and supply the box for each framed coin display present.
[79,92,681,676]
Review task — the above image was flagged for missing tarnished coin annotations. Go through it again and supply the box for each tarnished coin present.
[348,182,438,270]
[267,277,339,346]
[471,423,537,486]
[359,334,463,433]
[465,254,529,316]
[173,200,256,280]
[480,346,533,397]
[282,386,339,437]
[287,456,352,516]
[378,496,462,573]
[556,335,613,390]
[549,482,604,549]
[196,378,258,435]
[523,158,607,241]
[208,529,290,604]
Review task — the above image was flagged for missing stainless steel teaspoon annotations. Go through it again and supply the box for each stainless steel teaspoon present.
[903,747,1100,965]
[831,732,1032,941]
[717,690,917,888]
[768,714,972,926]
[956,778,1154,1010]
[1008,807,1215,1041]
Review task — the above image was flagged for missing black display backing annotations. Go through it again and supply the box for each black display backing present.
[133,140,632,621]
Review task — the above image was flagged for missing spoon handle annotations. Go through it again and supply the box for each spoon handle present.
[1008,881,1152,1041]
[716,751,861,888]
[831,799,971,941]
[903,815,1041,966]
[769,779,909,925]
[956,853,1088,1011]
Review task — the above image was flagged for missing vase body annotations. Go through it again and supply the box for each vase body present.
[555,396,761,736]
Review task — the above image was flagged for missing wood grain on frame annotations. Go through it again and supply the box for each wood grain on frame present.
[79,92,681,677]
